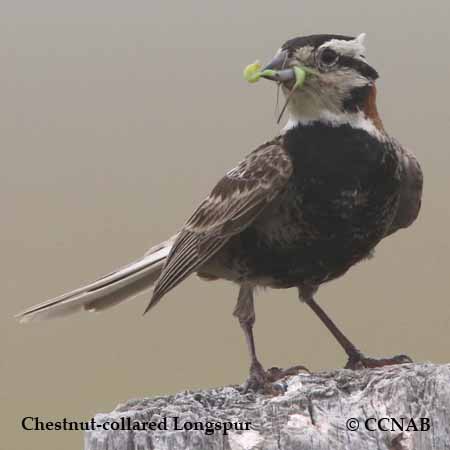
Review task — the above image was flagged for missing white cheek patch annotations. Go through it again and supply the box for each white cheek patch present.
[321,33,367,59]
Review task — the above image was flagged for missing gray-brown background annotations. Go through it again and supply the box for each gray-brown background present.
[2,1,449,449]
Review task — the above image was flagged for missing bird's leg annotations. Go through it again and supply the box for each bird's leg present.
[234,287,309,393]
[233,286,268,392]
[303,292,412,369]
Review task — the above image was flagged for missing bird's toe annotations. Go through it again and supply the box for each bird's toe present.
[267,364,310,381]
[345,353,413,370]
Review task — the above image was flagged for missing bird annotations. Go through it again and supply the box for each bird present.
[16,33,423,392]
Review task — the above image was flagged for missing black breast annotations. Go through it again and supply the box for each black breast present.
[232,122,401,287]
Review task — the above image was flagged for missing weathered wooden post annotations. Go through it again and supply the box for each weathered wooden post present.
[85,363,450,450]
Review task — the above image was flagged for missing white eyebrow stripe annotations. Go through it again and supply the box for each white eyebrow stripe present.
[321,33,367,58]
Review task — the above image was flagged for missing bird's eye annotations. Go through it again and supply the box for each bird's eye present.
[318,48,339,67]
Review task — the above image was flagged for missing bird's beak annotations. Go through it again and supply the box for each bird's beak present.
[260,49,296,83]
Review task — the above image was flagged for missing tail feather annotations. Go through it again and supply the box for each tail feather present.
[15,236,176,323]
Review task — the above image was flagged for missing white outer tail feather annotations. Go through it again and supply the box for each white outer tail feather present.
[15,236,177,323]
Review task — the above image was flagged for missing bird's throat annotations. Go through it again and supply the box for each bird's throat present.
[283,84,385,139]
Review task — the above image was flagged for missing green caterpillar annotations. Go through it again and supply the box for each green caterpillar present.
[243,61,307,90]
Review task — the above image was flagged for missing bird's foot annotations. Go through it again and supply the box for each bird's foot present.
[240,361,274,394]
[266,364,310,381]
[240,361,309,395]
[345,351,413,370]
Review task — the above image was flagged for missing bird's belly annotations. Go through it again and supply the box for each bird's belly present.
[210,186,399,288]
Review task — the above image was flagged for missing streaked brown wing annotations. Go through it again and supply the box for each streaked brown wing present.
[144,140,293,312]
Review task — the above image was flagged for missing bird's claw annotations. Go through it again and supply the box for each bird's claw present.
[240,361,273,394]
[240,362,309,395]
[267,364,310,380]
[345,352,413,370]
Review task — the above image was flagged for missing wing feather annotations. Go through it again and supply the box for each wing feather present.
[144,140,292,312]
[386,142,423,236]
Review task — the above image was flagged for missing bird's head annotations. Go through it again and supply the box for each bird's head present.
[256,33,383,132]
